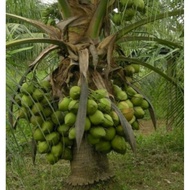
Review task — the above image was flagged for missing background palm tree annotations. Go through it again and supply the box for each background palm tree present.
[6,0,184,189]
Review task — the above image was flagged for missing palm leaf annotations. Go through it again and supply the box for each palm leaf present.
[116,9,184,41]
[115,56,183,92]
[75,48,89,151]
[6,13,61,39]
[117,36,183,49]
[111,102,136,152]
[29,45,59,68]
[6,38,68,51]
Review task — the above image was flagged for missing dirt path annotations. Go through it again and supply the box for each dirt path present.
[138,119,166,135]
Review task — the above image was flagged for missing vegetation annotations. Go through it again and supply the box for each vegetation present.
[6,124,184,190]
[6,0,184,189]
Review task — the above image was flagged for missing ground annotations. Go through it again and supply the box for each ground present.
[139,119,166,135]
[6,120,184,190]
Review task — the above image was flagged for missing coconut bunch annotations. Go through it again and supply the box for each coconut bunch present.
[12,67,149,165]
[14,80,53,122]
[54,86,130,156]
[112,0,146,25]
[13,80,73,164]
[14,83,128,164]
[111,62,150,130]
[112,83,149,131]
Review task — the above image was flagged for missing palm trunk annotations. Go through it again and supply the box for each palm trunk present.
[67,136,114,187]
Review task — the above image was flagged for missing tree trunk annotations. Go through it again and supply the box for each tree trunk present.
[66,136,114,188]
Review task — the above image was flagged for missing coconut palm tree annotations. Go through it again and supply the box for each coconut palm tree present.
[6,0,184,189]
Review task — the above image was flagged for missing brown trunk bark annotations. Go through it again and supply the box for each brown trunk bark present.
[66,136,114,188]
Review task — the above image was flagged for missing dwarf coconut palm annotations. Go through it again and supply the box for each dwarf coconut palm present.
[6,0,184,188]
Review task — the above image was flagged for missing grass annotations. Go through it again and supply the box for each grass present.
[6,124,184,190]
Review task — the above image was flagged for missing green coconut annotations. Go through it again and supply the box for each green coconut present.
[89,110,105,125]
[58,97,71,111]
[84,117,91,131]
[41,120,54,134]
[69,86,81,100]
[68,127,76,140]
[131,120,140,130]
[140,99,149,109]
[18,106,30,119]
[129,115,136,124]
[64,112,76,127]
[111,135,127,154]
[117,101,130,110]
[113,84,122,94]
[87,134,100,145]
[125,99,134,108]
[61,147,72,161]
[131,94,144,106]
[32,89,44,102]
[112,12,122,26]
[39,80,51,92]
[95,140,112,154]
[57,124,70,136]
[33,128,45,141]
[37,141,51,154]
[120,0,133,8]
[43,106,53,117]
[124,8,136,21]
[125,86,137,97]
[31,102,44,115]
[116,90,128,101]
[46,152,59,165]
[134,106,145,119]
[115,125,125,136]
[110,111,120,126]
[102,114,114,127]
[30,115,43,127]
[51,142,63,158]
[51,111,65,125]
[68,99,79,114]
[131,64,140,73]
[98,98,111,113]
[104,127,116,141]
[46,132,60,145]
[21,94,33,108]
[133,0,145,12]
[90,127,106,138]
[87,99,98,115]
[20,82,35,95]
[124,65,135,76]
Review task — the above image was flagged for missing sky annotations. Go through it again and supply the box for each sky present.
[40,0,56,4]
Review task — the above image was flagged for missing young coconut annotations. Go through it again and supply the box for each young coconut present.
[89,110,105,125]
[87,99,98,115]
[69,86,81,100]
[111,135,127,154]
[37,141,51,154]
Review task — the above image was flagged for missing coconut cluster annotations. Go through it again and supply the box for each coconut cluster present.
[112,83,149,131]
[13,72,149,165]
[112,0,145,25]
[14,80,73,164]
[51,87,129,156]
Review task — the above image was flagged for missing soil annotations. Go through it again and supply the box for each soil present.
[138,119,166,135]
